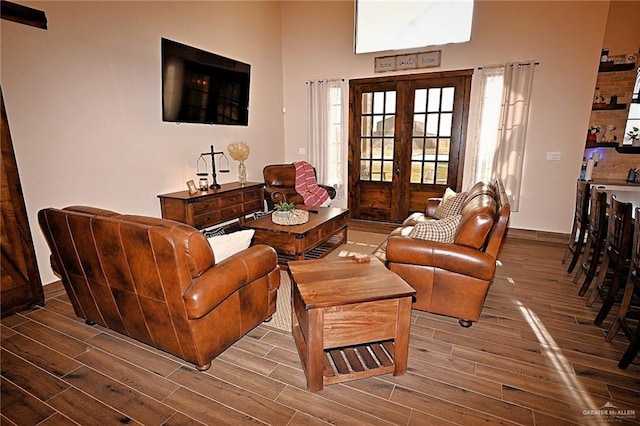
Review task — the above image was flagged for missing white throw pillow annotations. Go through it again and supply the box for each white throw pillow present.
[207,229,255,262]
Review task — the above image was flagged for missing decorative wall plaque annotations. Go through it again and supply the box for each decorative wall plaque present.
[374,56,396,73]
[417,51,441,68]
[374,50,441,73]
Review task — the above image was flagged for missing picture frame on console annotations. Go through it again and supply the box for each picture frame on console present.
[186,180,198,195]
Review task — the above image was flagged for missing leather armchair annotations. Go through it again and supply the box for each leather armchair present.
[38,206,280,371]
[374,181,510,327]
[263,163,336,209]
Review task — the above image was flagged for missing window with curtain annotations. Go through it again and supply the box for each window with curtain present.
[307,79,347,203]
[469,61,536,212]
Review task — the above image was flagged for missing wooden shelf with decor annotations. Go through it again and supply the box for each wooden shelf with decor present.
[598,62,636,73]
[585,142,640,154]
[592,103,627,110]
[585,142,618,149]
[615,145,640,154]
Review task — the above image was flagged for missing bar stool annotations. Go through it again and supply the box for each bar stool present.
[563,180,590,273]
[586,196,633,325]
[605,207,640,369]
[575,190,608,295]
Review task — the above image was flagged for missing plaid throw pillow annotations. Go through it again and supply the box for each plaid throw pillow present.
[434,190,467,219]
[409,215,461,243]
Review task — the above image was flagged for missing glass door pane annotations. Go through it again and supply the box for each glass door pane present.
[411,87,454,184]
[360,91,396,182]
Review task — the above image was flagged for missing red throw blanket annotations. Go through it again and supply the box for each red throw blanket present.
[293,161,330,207]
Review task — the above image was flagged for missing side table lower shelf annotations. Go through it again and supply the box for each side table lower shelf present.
[323,340,396,385]
[292,324,398,388]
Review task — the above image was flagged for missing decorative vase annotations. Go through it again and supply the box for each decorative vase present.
[237,161,247,185]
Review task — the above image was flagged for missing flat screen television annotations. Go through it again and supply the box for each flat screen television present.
[161,38,250,126]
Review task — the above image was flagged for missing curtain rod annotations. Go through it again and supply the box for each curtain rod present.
[477,61,540,70]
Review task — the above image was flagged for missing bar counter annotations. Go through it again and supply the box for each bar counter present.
[588,178,640,214]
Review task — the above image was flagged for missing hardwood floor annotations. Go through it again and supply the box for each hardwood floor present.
[2,230,639,425]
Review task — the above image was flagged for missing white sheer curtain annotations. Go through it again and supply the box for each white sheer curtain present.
[306,78,347,202]
[469,61,536,211]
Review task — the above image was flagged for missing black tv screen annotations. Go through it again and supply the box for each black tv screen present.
[161,38,250,126]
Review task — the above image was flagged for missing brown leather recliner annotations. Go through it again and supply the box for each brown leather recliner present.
[38,206,280,371]
[263,163,336,209]
[374,180,511,327]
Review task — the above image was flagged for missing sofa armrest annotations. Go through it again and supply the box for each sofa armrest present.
[425,198,442,217]
[265,188,288,205]
[320,184,337,199]
[182,244,278,319]
[386,236,495,281]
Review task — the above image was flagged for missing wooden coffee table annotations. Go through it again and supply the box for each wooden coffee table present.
[243,206,348,266]
[288,257,415,392]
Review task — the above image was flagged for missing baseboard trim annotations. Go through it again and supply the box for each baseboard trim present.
[506,228,569,244]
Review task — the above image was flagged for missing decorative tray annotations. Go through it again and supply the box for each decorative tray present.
[272,209,309,225]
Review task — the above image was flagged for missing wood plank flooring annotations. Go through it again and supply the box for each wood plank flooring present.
[2,226,639,425]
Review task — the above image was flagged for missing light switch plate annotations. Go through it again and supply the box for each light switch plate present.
[546,152,561,160]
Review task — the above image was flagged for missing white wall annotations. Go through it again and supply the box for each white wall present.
[3,0,631,285]
[2,1,285,284]
[280,0,611,233]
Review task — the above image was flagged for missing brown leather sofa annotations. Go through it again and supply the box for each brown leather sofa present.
[374,181,511,327]
[38,206,280,371]
[263,163,336,209]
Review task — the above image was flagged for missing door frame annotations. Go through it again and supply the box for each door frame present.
[348,70,473,222]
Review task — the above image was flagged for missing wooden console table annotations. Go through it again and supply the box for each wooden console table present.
[288,257,415,391]
[158,182,264,229]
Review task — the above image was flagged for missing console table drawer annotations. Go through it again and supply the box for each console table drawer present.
[242,188,263,201]
[243,199,263,213]
[219,193,243,207]
[194,212,222,228]
[220,206,243,221]
[192,199,220,215]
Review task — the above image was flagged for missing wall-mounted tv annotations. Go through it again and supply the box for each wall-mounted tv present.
[162,38,250,126]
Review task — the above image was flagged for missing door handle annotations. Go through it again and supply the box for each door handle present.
[395,168,400,175]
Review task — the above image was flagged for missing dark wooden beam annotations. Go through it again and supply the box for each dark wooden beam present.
[1,1,47,29]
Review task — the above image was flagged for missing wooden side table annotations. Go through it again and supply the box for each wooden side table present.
[288,257,415,392]
[158,182,264,229]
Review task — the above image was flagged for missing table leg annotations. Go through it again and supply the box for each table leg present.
[306,308,324,391]
[393,296,412,376]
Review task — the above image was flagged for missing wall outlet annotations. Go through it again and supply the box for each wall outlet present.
[299,148,306,155]
[546,152,561,161]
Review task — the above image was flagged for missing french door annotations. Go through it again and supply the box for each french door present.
[348,71,472,222]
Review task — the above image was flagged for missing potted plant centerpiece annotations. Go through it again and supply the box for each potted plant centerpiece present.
[272,201,309,225]
[274,201,295,217]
